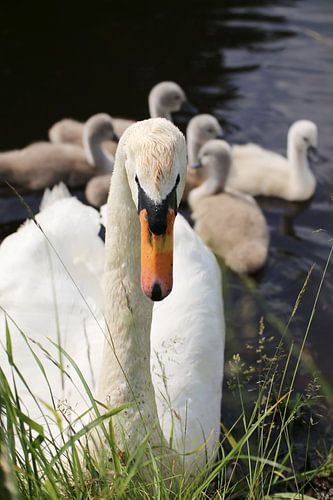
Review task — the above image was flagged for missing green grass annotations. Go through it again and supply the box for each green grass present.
[0,207,332,498]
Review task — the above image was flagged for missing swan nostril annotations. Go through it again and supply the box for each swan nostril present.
[151,282,163,301]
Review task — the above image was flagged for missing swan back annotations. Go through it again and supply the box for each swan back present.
[40,181,71,210]
[0,142,99,190]
[48,118,84,145]
[85,174,111,208]
[0,194,105,422]
[192,191,269,273]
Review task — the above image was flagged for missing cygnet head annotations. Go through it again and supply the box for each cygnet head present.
[288,120,318,151]
[148,81,192,119]
[197,139,232,189]
[120,117,187,301]
[84,113,118,144]
[186,114,224,165]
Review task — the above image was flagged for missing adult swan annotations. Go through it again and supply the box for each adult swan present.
[0,119,224,473]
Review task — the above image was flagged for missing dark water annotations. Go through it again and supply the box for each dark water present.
[218,0,333,397]
[0,0,332,397]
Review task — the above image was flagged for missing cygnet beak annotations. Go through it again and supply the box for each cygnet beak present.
[307,146,327,164]
[191,160,202,169]
[111,131,119,142]
[180,99,198,115]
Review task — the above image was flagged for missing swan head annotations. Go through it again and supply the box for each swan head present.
[121,118,187,301]
[83,113,118,145]
[186,114,224,159]
[288,120,318,151]
[148,81,195,119]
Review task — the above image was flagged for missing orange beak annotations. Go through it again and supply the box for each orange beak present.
[139,208,175,301]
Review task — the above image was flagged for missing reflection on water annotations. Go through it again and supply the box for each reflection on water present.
[0,1,332,390]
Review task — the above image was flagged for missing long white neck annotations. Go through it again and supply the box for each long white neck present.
[83,135,114,174]
[287,133,315,199]
[148,96,172,121]
[287,137,308,173]
[97,144,164,451]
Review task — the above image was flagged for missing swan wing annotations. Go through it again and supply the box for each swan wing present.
[0,193,105,426]
[228,143,289,197]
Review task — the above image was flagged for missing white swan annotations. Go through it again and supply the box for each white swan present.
[227,120,318,201]
[0,114,115,190]
[189,140,269,274]
[83,81,195,207]
[0,119,224,471]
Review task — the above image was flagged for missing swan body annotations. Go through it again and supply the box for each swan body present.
[0,190,105,421]
[0,114,115,190]
[227,120,318,201]
[189,140,269,274]
[0,119,224,471]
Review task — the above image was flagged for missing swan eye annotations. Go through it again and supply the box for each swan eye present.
[175,174,180,187]
[135,175,140,186]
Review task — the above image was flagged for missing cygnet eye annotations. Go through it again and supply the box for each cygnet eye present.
[207,128,214,133]
[303,137,309,143]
